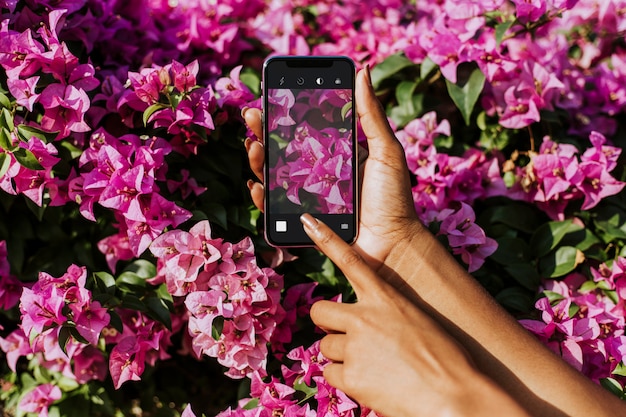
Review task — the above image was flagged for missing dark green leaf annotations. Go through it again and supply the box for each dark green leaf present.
[205,203,228,229]
[530,220,575,258]
[13,147,44,170]
[17,124,59,143]
[538,246,581,278]
[370,53,416,89]
[495,287,534,312]
[445,68,486,125]
[108,311,124,333]
[490,237,530,265]
[145,296,172,330]
[600,378,625,399]
[58,326,72,355]
[120,294,147,311]
[504,263,541,290]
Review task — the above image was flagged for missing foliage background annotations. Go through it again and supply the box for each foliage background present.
[1,0,626,416]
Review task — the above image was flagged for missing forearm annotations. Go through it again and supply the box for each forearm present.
[384,222,626,417]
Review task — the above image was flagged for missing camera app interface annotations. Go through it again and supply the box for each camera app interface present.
[267,87,354,215]
[264,58,355,246]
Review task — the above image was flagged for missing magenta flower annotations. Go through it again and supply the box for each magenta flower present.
[171,60,199,94]
[38,83,91,138]
[18,383,62,417]
[512,0,547,24]
[109,335,147,389]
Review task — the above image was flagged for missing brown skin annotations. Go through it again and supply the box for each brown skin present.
[301,213,530,417]
[244,68,626,417]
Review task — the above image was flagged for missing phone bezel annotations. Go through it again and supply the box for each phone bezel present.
[261,56,358,247]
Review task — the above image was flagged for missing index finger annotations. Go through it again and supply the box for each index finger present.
[300,213,384,299]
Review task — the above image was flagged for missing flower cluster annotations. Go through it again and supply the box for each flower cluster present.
[506,132,625,220]
[70,129,192,262]
[0,10,98,138]
[1,265,110,384]
[397,112,501,271]
[267,88,353,214]
[521,257,626,385]
[2,0,626,416]
[204,341,379,417]
[150,220,287,379]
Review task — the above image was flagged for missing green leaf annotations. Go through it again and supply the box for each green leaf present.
[490,237,529,265]
[120,294,147,311]
[116,271,147,288]
[0,127,15,151]
[340,101,352,121]
[0,153,10,178]
[389,80,421,128]
[612,363,626,377]
[543,290,565,304]
[13,147,44,170]
[495,287,534,312]
[17,124,59,143]
[445,68,486,125]
[143,103,168,126]
[530,220,575,258]
[93,271,117,294]
[538,246,581,278]
[0,91,11,109]
[495,19,515,46]
[123,259,157,279]
[242,399,260,410]
[370,53,416,89]
[0,107,14,131]
[240,69,261,96]
[145,296,172,330]
[420,57,437,80]
[600,377,625,399]
[504,263,541,290]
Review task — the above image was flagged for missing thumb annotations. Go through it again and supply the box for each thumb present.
[356,66,406,166]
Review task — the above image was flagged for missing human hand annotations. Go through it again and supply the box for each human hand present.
[301,214,530,417]
[244,66,423,275]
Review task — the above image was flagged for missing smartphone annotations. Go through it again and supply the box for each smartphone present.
[262,56,358,247]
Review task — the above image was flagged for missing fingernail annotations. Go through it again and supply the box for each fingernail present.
[244,137,252,151]
[364,64,372,87]
[300,213,319,230]
[241,106,250,118]
[246,179,254,190]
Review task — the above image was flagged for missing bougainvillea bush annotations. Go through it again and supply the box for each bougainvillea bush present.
[2,0,626,416]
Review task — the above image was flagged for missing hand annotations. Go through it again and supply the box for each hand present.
[244,66,424,276]
[301,214,531,417]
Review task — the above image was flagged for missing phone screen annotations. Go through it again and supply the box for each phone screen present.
[263,56,357,246]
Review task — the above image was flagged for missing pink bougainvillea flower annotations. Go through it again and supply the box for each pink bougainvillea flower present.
[38,83,91,138]
[215,65,255,108]
[18,383,62,417]
[512,0,547,24]
[0,328,32,372]
[171,59,199,94]
[109,335,146,389]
